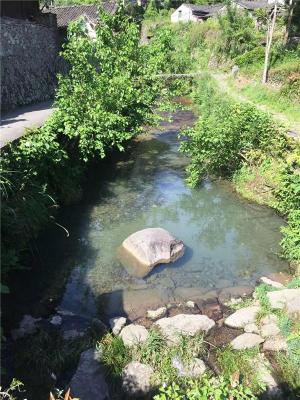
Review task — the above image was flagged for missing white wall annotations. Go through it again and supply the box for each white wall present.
[171,5,198,23]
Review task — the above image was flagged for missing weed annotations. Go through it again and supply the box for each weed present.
[216,346,264,394]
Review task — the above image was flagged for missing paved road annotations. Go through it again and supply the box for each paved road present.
[0,101,54,148]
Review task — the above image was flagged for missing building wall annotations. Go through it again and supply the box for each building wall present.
[171,5,198,23]
[0,16,58,111]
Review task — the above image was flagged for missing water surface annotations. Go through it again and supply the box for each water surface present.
[56,109,288,318]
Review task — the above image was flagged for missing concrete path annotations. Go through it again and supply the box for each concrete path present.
[0,100,54,148]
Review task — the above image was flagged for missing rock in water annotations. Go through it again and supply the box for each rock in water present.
[119,228,185,278]
[69,349,108,400]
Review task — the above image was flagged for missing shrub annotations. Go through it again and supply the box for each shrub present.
[154,376,258,399]
[180,76,284,186]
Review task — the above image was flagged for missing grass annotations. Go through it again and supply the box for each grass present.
[12,328,99,399]
[98,328,206,387]
[216,346,264,395]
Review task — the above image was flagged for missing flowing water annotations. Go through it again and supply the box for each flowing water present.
[49,108,288,320]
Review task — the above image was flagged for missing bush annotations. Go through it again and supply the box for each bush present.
[180,75,284,186]
[154,376,258,399]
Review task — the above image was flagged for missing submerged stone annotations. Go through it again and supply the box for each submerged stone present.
[118,228,185,278]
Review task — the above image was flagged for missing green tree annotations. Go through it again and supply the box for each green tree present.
[53,7,160,160]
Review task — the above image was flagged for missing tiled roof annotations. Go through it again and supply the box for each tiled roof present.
[49,2,118,28]
[183,0,270,15]
[236,0,270,10]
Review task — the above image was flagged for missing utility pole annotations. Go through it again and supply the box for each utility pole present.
[262,0,278,84]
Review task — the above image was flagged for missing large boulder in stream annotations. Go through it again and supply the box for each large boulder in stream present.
[119,228,185,278]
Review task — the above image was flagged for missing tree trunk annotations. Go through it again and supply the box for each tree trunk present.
[284,0,295,44]
[262,1,278,84]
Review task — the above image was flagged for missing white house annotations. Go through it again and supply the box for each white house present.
[171,3,223,23]
[171,1,283,24]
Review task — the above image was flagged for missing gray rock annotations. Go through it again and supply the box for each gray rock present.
[119,228,185,278]
[186,301,196,308]
[263,337,288,351]
[119,324,149,347]
[109,317,126,335]
[69,349,108,400]
[256,354,282,398]
[11,315,41,340]
[50,315,62,326]
[225,306,260,329]
[231,333,264,350]
[267,288,300,311]
[63,329,85,340]
[122,361,153,397]
[172,357,206,377]
[260,314,279,325]
[155,314,215,344]
[260,277,284,289]
[260,322,280,338]
[146,306,167,321]
[286,296,300,316]
[244,323,259,334]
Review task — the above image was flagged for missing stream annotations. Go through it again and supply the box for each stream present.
[38,107,288,322]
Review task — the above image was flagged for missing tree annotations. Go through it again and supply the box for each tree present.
[262,0,278,84]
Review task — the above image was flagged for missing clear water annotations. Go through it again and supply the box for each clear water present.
[57,109,288,318]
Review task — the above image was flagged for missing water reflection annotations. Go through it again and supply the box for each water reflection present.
[57,110,288,317]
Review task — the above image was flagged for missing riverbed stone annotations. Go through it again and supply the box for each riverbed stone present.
[119,228,185,278]
[185,301,195,308]
[172,357,206,377]
[225,306,260,329]
[259,276,284,289]
[267,288,300,312]
[109,316,126,335]
[260,322,280,338]
[11,315,41,340]
[244,323,259,334]
[122,361,153,397]
[256,354,282,398]
[263,336,288,351]
[231,333,264,350]
[155,314,215,344]
[286,296,300,316]
[119,324,149,347]
[146,306,167,321]
[69,349,108,400]
[218,286,253,304]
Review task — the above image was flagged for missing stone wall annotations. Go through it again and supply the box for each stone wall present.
[1,15,58,111]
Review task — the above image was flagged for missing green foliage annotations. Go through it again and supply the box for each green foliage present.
[1,7,166,286]
[0,379,24,400]
[234,47,265,67]
[55,7,160,161]
[154,375,258,399]
[180,75,285,186]
[216,346,264,395]
[216,3,260,59]
[97,333,131,376]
